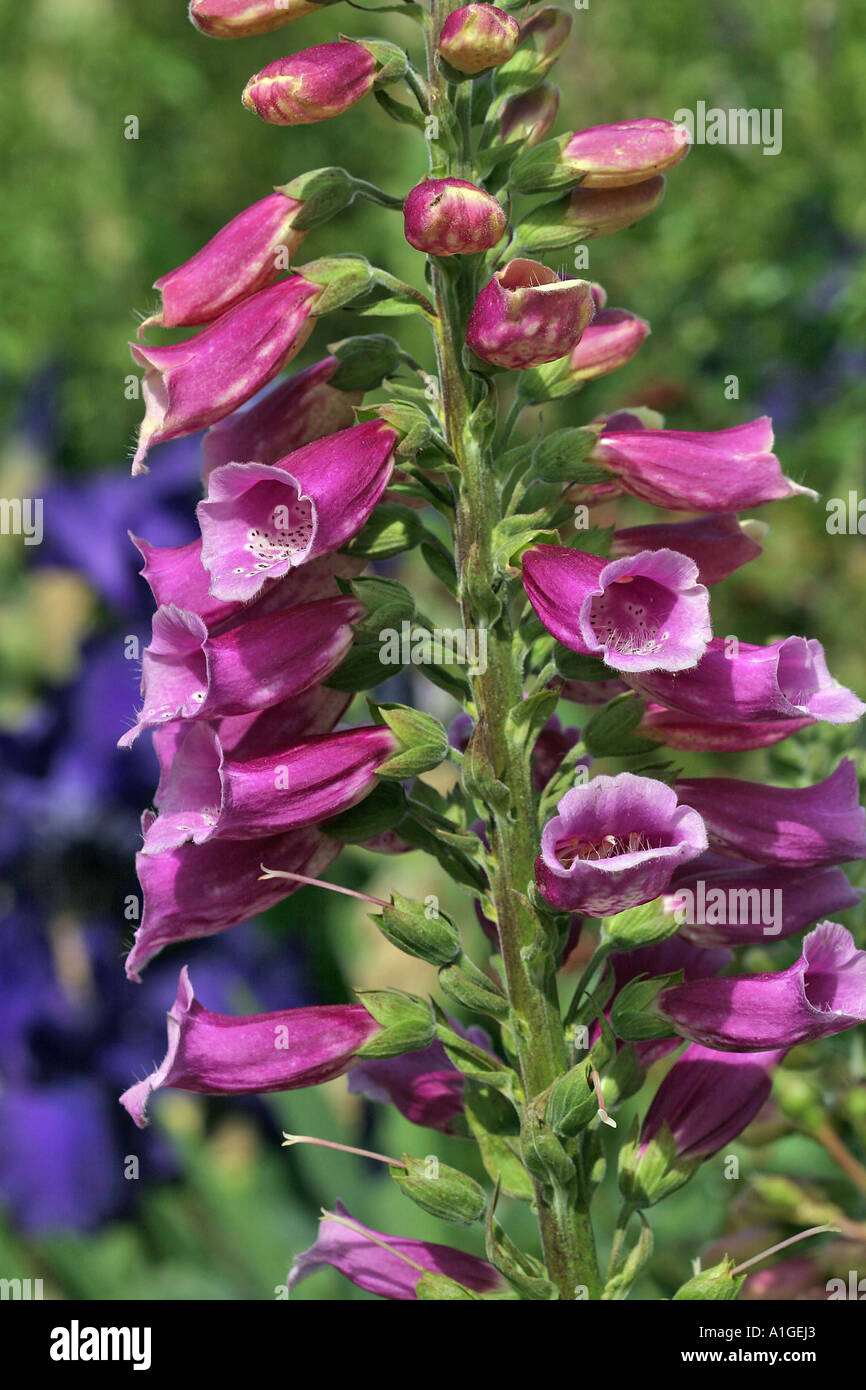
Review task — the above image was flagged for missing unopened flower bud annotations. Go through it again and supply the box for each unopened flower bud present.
[243,40,378,125]
[562,118,689,188]
[391,1155,487,1226]
[497,83,559,147]
[438,4,519,76]
[514,177,666,253]
[189,0,331,37]
[403,177,507,256]
[519,308,650,401]
[466,258,595,370]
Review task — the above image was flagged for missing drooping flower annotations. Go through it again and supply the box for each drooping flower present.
[640,1044,784,1158]
[403,178,507,256]
[437,5,520,75]
[675,759,866,869]
[466,259,595,370]
[655,922,866,1050]
[667,853,861,947]
[120,967,380,1127]
[201,356,361,480]
[242,41,378,125]
[138,192,306,335]
[132,532,362,634]
[522,544,711,673]
[287,1201,503,1299]
[535,772,707,915]
[189,0,328,38]
[638,706,816,752]
[611,514,766,587]
[560,118,690,187]
[139,722,398,856]
[127,821,341,980]
[130,276,318,474]
[119,594,363,745]
[625,636,865,728]
[592,417,816,511]
[197,419,397,603]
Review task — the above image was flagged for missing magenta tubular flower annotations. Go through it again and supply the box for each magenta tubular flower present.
[119,594,363,746]
[348,1023,494,1133]
[535,773,707,916]
[130,276,318,475]
[522,545,711,674]
[626,636,864,729]
[559,308,650,383]
[288,1201,503,1299]
[561,118,690,188]
[138,192,305,336]
[640,1045,784,1159]
[437,5,519,75]
[466,259,595,370]
[189,0,326,37]
[127,822,340,980]
[594,417,816,511]
[612,514,766,587]
[201,357,360,481]
[140,722,398,856]
[639,706,815,753]
[657,922,866,1051]
[133,532,362,635]
[557,177,667,238]
[403,178,507,256]
[243,41,377,125]
[676,759,866,870]
[120,967,379,1127]
[498,84,559,147]
[197,419,397,603]
[667,854,861,948]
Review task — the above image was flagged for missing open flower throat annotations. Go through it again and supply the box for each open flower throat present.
[555,829,660,869]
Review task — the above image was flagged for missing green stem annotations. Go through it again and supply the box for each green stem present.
[424,0,601,1302]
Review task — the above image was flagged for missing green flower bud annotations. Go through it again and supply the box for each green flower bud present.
[374,703,450,779]
[545,1063,597,1138]
[439,955,510,1020]
[673,1258,744,1301]
[375,891,461,966]
[392,1154,487,1225]
[601,897,682,953]
[618,1121,699,1207]
[345,503,426,560]
[610,972,681,1043]
[329,333,402,391]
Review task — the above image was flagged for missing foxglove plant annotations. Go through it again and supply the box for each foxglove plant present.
[118,1,866,1301]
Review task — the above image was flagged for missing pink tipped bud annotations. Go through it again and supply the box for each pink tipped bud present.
[403,178,507,257]
[466,258,595,371]
[438,4,519,76]
[243,40,377,125]
[189,0,326,36]
[498,83,560,147]
[562,118,690,188]
[139,192,305,335]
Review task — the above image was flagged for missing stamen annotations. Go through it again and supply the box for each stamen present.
[259,866,391,910]
[590,1068,617,1128]
[730,1224,838,1276]
[555,831,655,869]
[282,1134,406,1169]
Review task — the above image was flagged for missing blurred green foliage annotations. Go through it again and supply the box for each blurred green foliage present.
[2,0,866,1300]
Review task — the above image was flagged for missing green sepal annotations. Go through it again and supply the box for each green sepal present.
[528,426,603,479]
[520,1108,576,1188]
[609,971,681,1042]
[355,988,436,1058]
[415,1272,482,1300]
[508,134,576,195]
[672,1258,744,1301]
[328,333,402,390]
[618,1118,700,1207]
[603,1211,654,1300]
[320,781,406,842]
[344,503,426,560]
[372,702,450,780]
[504,688,559,760]
[491,509,559,573]
[277,167,357,232]
[545,1061,597,1139]
[439,955,510,1021]
[391,1154,487,1226]
[300,254,374,314]
[485,1206,558,1301]
[555,645,611,683]
[583,693,653,758]
[374,890,461,966]
[601,896,681,952]
[464,1081,535,1205]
